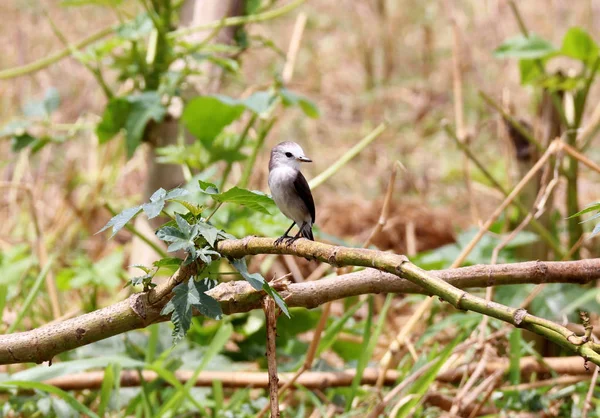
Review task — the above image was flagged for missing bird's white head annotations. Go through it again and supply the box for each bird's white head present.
[269,141,312,172]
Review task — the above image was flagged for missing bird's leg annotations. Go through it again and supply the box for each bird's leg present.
[285,224,305,246]
[275,222,296,246]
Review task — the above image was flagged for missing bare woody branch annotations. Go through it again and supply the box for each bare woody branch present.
[0,237,599,366]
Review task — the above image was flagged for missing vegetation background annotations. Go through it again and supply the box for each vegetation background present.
[1,0,600,416]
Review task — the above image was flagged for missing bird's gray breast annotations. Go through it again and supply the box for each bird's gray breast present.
[268,167,311,225]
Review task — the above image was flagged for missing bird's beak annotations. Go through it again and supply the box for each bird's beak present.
[297,156,312,163]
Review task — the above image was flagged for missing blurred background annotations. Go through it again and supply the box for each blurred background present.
[1,0,600,416]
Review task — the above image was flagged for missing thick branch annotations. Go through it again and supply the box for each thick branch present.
[0,237,598,365]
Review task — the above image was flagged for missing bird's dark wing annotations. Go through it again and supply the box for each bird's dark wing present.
[293,172,316,223]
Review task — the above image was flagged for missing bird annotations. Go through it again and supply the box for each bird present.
[268,141,316,246]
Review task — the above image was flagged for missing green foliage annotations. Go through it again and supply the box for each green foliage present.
[96,91,167,157]
[199,182,276,214]
[229,258,289,317]
[569,201,600,237]
[495,27,599,89]
[160,278,223,343]
[494,34,556,59]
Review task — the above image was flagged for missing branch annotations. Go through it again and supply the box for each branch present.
[0,238,599,365]
[42,368,400,391]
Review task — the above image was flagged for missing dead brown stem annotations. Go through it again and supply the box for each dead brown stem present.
[264,297,280,417]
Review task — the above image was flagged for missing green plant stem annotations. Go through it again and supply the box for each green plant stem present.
[507,0,569,128]
[205,202,223,222]
[219,114,257,191]
[0,26,115,80]
[479,91,543,153]
[239,118,276,189]
[309,122,386,189]
[216,238,600,363]
[104,204,167,258]
[443,124,564,257]
[7,258,54,334]
[168,0,306,39]
[0,0,305,80]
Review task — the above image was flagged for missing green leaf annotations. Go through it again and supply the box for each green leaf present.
[96,98,131,143]
[568,201,600,218]
[230,258,265,290]
[153,257,183,269]
[157,322,232,416]
[97,205,142,238]
[182,92,275,147]
[182,96,245,148]
[171,199,204,216]
[0,381,100,418]
[229,258,289,317]
[142,187,189,219]
[494,34,556,59]
[395,334,464,418]
[198,179,219,194]
[197,222,220,247]
[11,133,36,152]
[0,119,32,138]
[519,59,544,85]
[124,92,167,158]
[23,87,61,118]
[317,300,365,356]
[115,13,153,40]
[208,187,276,214]
[160,278,223,343]
[560,27,599,62]
[280,88,320,118]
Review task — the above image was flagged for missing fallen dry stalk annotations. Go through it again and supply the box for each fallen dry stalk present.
[42,368,401,391]
[1,238,599,366]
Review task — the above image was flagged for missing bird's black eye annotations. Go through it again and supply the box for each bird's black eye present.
[285,152,293,158]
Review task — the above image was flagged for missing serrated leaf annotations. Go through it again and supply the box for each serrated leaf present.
[494,34,556,59]
[210,187,275,214]
[198,180,219,194]
[279,88,320,118]
[561,27,599,62]
[197,247,221,265]
[197,222,220,247]
[97,205,142,238]
[142,187,189,219]
[171,199,204,216]
[161,278,223,343]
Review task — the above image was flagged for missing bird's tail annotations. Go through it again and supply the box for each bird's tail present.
[300,222,314,241]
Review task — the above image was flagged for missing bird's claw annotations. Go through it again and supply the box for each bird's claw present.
[275,236,291,246]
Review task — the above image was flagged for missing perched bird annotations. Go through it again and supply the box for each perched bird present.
[268,141,316,245]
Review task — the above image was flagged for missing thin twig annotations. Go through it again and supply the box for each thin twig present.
[264,297,280,418]
[582,365,599,418]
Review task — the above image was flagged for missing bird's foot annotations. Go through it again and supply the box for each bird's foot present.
[275,235,292,246]
[285,236,302,247]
